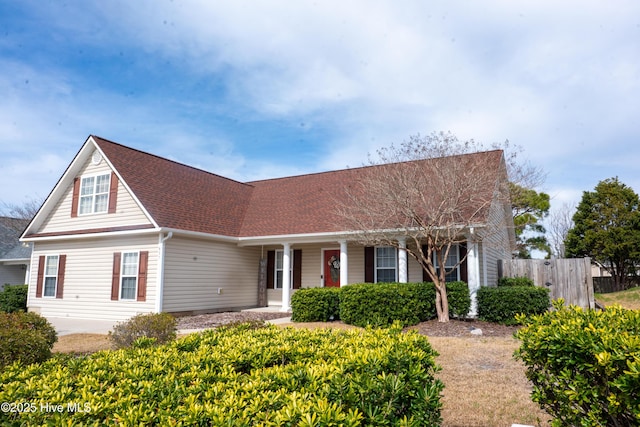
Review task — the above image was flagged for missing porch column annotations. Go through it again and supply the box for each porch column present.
[398,238,408,283]
[281,243,291,312]
[467,240,481,316]
[339,240,348,287]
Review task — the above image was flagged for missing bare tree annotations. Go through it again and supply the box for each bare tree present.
[547,202,576,258]
[0,198,42,233]
[336,132,513,322]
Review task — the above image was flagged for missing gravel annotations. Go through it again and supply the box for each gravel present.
[176,311,291,330]
[176,311,520,338]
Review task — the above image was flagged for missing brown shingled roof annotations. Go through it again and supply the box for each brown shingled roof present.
[241,150,505,237]
[93,136,505,239]
[93,136,254,237]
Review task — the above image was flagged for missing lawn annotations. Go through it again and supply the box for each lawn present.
[595,286,640,310]
[53,325,550,427]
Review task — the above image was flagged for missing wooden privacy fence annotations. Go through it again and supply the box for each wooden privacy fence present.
[497,258,595,309]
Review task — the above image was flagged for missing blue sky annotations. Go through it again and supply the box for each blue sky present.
[1,0,639,217]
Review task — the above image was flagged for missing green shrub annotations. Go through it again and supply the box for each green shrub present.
[291,287,341,322]
[515,303,640,426]
[0,311,57,368]
[477,285,550,325]
[497,276,534,287]
[0,284,28,313]
[340,282,436,327]
[109,312,177,349]
[0,323,444,426]
[445,281,471,318]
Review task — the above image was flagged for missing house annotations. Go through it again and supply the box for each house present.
[0,217,31,290]
[21,135,515,321]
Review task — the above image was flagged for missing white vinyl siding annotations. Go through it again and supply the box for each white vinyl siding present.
[162,237,261,313]
[36,157,152,234]
[27,236,157,321]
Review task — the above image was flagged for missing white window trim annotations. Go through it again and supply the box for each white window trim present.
[120,251,139,300]
[78,173,111,216]
[374,246,398,283]
[434,245,461,282]
[43,255,59,298]
[274,249,293,290]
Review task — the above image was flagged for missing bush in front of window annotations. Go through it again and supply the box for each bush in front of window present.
[109,312,177,349]
[0,311,57,369]
[291,287,341,322]
[339,282,472,327]
[477,285,550,325]
[0,284,28,313]
[445,281,471,319]
[339,282,436,327]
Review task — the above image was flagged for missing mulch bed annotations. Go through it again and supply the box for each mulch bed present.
[407,318,520,338]
[176,311,520,338]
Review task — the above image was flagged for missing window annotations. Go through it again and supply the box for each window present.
[274,250,293,289]
[375,246,397,283]
[434,245,460,282]
[43,255,59,297]
[79,173,110,214]
[120,252,139,300]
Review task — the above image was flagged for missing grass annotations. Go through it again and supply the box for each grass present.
[431,336,550,427]
[595,286,640,310]
[53,326,550,427]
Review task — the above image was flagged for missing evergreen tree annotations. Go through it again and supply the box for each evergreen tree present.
[510,182,551,258]
[565,177,640,291]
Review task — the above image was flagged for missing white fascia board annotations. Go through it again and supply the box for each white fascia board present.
[92,138,159,229]
[0,258,30,265]
[20,227,162,243]
[237,231,357,247]
[21,137,95,239]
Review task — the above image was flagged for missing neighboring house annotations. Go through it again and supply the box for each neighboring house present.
[0,217,31,291]
[21,135,515,321]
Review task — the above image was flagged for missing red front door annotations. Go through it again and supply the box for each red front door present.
[324,250,341,287]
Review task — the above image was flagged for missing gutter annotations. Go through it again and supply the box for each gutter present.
[155,231,173,313]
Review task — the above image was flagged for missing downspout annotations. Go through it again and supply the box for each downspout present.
[155,231,173,313]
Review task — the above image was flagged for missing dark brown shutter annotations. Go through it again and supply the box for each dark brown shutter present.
[364,246,374,283]
[36,255,45,297]
[111,252,121,300]
[55,255,66,299]
[71,178,80,217]
[293,249,302,289]
[266,250,275,289]
[459,244,468,283]
[137,251,148,301]
[108,173,118,214]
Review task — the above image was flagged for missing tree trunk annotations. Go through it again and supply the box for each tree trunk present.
[435,283,450,322]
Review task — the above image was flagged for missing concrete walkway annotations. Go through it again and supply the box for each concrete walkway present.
[48,317,118,336]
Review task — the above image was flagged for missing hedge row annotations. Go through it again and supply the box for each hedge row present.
[291,282,471,327]
[516,302,640,426]
[477,285,550,325]
[0,323,444,426]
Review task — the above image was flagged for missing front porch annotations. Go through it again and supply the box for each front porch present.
[250,237,485,315]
